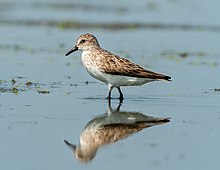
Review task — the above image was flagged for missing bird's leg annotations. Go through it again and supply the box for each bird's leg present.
[106,84,113,99]
[117,87,124,103]
[107,97,112,115]
[116,102,122,111]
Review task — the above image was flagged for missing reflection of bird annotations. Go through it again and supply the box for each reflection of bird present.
[65,33,171,101]
[64,102,170,163]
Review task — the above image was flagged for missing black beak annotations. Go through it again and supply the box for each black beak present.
[64,140,76,152]
[65,46,78,56]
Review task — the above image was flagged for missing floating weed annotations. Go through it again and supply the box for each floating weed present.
[214,88,220,92]
[0,44,61,55]
[178,51,206,58]
[162,51,207,62]
[188,61,202,66]
[178,52,189,58]
[0,79,25,94]
[64,91,73,95]
[65,76,72,79]
[0,78,78,94]
[210,62,218,67]
[166,54,182,62]
[206,88,220,94]
[17,120,38,125]
[70,83,78,87]
[16,76,23,79]
[37,90,50,94]
[11,78,16,85]
[85,81,89,85]
[25,81,33,87]
[82,81,96,85]
[12,87,19,94]
[0,88,8,93]
[0,80,5,84]
[189,61,219,67]
[0,87,20,94]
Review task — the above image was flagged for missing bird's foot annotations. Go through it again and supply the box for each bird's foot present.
[118,97,123,104]
[105,96,112,100]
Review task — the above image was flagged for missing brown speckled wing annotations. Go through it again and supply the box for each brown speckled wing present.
[97,49,171,81]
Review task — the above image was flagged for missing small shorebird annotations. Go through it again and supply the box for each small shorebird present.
[64,101,170,163]
[65,33,171,101]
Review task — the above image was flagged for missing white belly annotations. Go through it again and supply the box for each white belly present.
[86,66,156,87]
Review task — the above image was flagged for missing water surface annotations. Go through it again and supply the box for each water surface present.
[1,0,220,170]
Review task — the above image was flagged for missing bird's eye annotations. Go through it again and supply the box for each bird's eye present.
[80,39,86,44]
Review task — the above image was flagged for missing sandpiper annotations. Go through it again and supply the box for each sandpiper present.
[64,101,170,163]
[65,33,171,100]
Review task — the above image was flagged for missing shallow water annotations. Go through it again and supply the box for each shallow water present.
[1,0,220,170]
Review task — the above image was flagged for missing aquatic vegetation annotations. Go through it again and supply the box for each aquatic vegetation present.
[25,81,33,87]
[214,88,220,92]
[37,90,50,94]
[0,78,94,95]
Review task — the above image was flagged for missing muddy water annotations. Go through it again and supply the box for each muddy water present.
[1,0,220,170]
